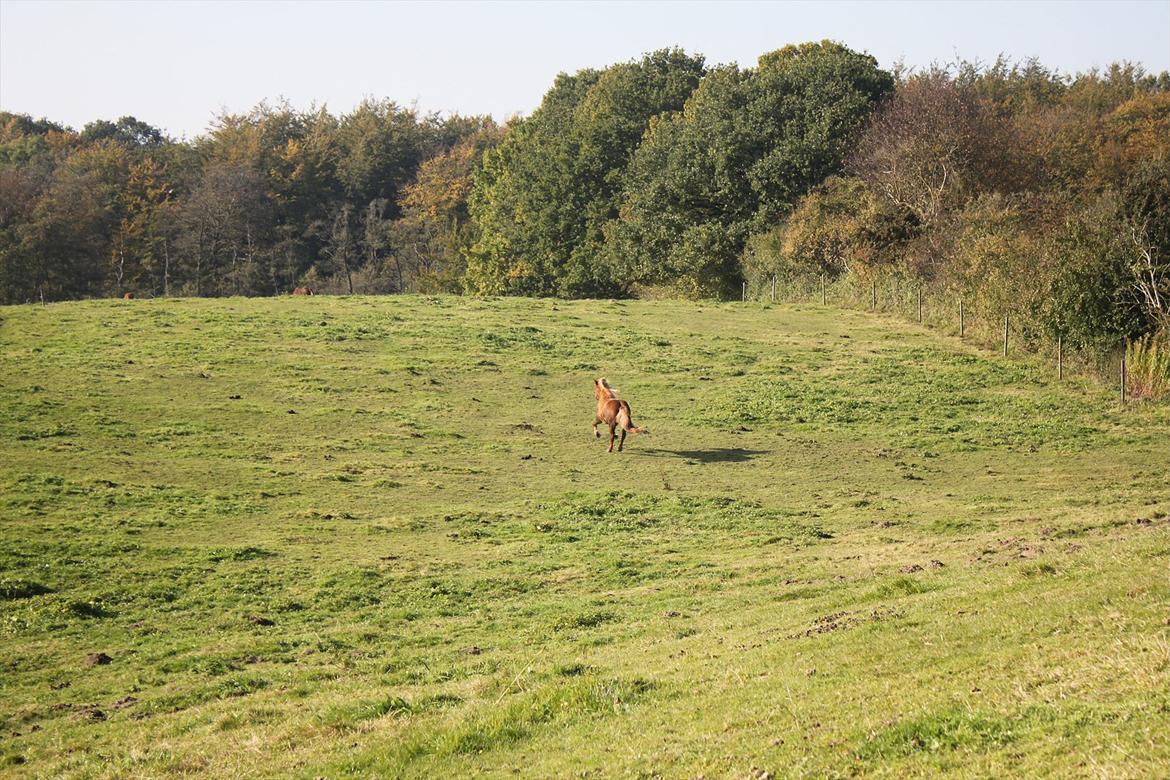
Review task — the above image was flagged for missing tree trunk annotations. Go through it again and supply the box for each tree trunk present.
[392,254,405,293]
[115,247,126,293]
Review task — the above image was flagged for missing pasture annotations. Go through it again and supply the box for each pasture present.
[1,295,1167,778]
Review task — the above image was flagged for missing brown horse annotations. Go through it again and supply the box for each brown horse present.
[122,292,134,299]
[292,286,314,296]
[593,378,648,452]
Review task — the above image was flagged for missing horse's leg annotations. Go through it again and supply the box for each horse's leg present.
[607,423,616,452]
[593,416,601,438]
[618,427,626,452]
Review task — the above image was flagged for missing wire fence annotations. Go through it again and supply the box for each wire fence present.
[744,272,1136,405]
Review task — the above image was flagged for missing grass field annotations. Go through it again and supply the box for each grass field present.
[1,295,1168,779]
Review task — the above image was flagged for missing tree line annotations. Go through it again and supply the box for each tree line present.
[1,101,502,301]
[2,41,1167,348]
[746,57,1170,352]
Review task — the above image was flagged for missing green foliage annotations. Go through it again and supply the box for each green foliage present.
[467,42,892,299]
[610,42,894,297]
[80,116,165,148]
[465,49,706,297]
[744,176,917,287]
[333,99,429,209]
[1118,153,1170,330]
[1042,193,1149,348]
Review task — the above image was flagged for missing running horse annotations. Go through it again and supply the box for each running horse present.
[593,378,648,452]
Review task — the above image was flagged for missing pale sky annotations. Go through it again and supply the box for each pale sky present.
[2,0,1168,139]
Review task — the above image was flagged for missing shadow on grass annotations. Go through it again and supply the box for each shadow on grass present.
[638,447,770,463]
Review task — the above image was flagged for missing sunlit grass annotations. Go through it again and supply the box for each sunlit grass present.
[1,295,1167,778]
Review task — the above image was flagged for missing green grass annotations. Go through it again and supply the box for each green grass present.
[1,295,1168,778]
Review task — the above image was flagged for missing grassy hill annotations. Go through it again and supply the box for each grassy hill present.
[1,296,1167,778]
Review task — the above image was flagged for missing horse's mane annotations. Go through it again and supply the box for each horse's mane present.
[598,377,618,399]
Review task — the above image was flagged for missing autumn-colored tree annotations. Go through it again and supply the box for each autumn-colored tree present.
[395,120,503,292]
[1094,91,1170,187]
[850,72,1022,228]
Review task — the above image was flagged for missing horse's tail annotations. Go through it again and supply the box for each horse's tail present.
[618,403,648,435]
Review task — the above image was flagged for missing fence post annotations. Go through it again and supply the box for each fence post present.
[959,299,965,338]
[1121,354,1127,404]
[820,274,826,305]
[871,280,876,311]
[771,274,776,303]
[1057,334,1063,380]
[917,288,923,323]
[1003,315,1009,357]
[742,281,746,302]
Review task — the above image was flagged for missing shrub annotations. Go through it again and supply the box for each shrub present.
[1126,332,1170,400]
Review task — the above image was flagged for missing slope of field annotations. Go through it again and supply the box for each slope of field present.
[1,296,1167,778]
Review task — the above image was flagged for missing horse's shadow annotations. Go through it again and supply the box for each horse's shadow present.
[638,447,770,464]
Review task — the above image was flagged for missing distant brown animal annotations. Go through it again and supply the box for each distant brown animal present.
[292,286,314,296]
[122,292,134,299]
[593,378,648,452]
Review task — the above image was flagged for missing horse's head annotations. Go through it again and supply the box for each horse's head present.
[595,378,615,400]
